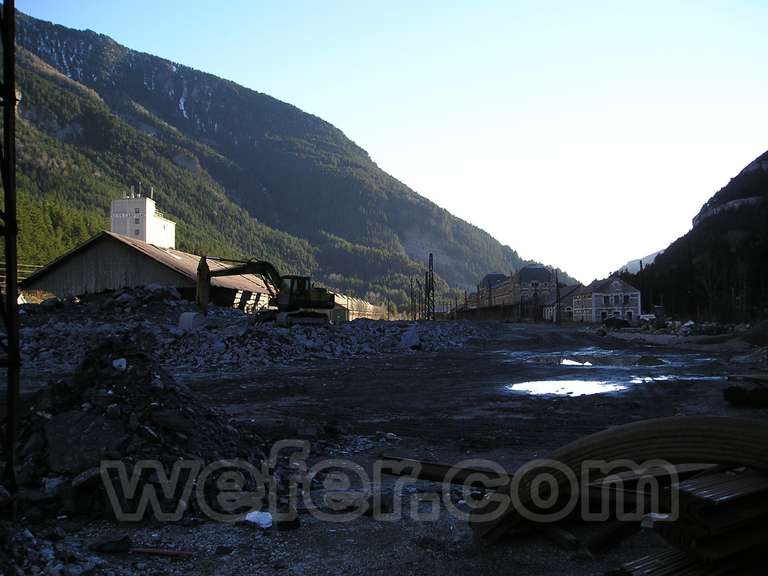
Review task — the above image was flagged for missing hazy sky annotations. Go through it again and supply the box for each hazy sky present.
[20,0,768,283]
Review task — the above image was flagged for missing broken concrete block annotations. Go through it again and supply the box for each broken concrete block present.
[400,325,421,350]
[178,312,205,331]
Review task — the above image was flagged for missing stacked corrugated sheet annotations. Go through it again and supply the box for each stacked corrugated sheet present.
[614,466,768,575]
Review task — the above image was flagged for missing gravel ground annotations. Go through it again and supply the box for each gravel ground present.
[3,300,768,575]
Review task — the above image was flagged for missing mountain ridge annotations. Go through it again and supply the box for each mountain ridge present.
[10,9,576,307]
[620,150,768,321]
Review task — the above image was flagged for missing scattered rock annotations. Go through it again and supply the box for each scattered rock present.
[111,358,127,371]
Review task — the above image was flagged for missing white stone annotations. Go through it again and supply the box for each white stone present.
[244,510,273,528]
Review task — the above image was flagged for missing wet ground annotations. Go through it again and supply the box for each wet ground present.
[14,322,768,575]
[197,323,743,469]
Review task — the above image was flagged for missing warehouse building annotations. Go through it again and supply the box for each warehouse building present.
[19,230,271,310]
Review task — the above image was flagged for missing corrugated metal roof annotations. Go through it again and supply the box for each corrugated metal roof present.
[21,231,271,295]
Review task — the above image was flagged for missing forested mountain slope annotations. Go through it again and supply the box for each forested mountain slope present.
[9,10,574,306]
[621,150,768,321]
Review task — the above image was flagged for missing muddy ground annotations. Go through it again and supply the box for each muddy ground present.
[7,321,768,575]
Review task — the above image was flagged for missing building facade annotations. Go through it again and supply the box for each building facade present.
[111,195,176,249]
[518,265,555,306]
[543,284,582,322]
[572,277,641,323]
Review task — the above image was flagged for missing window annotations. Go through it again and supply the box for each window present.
[134,229,140,235]
[624,295,630,305]
[134,218,140,224]
[134,208,140,214]
[603,295,610,305]
[613,310,621,317]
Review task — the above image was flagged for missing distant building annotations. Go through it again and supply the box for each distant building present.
[543,284,582,322]
[572,277,641,323]
[518,265,555,305]
[110,192,176,249]
[475,273,513,307]
[468,265,557,319]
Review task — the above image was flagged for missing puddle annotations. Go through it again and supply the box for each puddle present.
[630,375,725,384]
[507,380,627,396]
[560,358,593,366]
[507,374,725,397]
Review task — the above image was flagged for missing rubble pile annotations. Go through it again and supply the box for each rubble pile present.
[641,319,749,337]
[163,318,480,371]
[0,522,133,576]
[19,287,482,375]
[12,340,266,522]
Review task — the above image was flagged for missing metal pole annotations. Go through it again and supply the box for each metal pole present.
[409,277,414,321]
[1,0,20,492]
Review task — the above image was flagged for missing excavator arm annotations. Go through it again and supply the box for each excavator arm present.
[196,256,282,313]
[196,256,335,317]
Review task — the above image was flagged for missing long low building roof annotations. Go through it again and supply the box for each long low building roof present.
[20,231,271,295]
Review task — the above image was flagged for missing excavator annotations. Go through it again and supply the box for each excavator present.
[196,256,336,324]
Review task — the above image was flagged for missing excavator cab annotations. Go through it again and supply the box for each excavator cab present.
[275,275,335,311]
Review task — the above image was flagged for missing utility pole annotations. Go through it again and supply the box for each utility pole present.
[1,0,20,492]
[409,277,414,321]
[639,259,645,314]
[426,253,435,321]
[415,278,423,321]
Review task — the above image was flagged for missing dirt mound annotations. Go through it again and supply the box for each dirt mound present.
[13,339,266,522]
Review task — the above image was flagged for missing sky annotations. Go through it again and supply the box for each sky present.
[19,0,768,283]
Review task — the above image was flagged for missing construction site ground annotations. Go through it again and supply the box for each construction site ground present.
[8,320,768,575]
